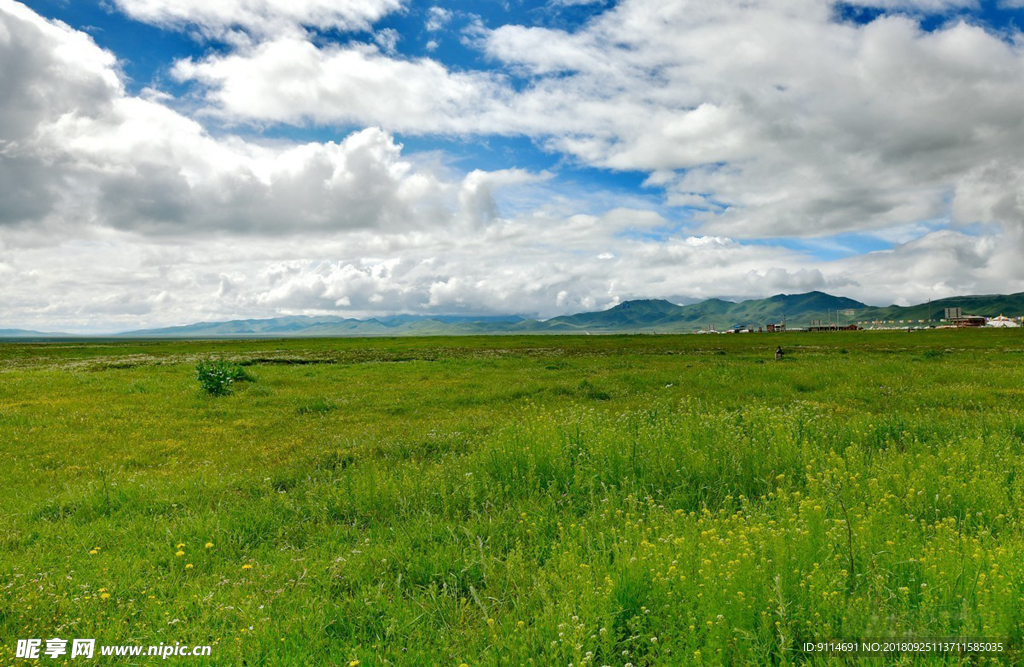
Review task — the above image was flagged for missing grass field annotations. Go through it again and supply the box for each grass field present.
[2,331,1024,665]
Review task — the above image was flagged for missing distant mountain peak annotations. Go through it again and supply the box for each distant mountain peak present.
[611,298,680,310]
[763,291,867,308]
[11,290,1024,338]
[0,328,72,337]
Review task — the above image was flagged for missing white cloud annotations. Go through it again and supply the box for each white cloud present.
[480,3,1024,238]
[5,0,1024,333]
[842,0,976,9]
[0,2,538,239]
[111,0,404,38]
[457,168,551,228]
[8,217,1023,333]
[425,6,452,32]
[170,0,1024,241]
[375,27,400,54]
[172,37,508,132]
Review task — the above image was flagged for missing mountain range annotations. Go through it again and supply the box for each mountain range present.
[2,291,1023,338]
[0,328,75,338]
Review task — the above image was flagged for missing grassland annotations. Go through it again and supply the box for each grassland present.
[2,331,1024,665]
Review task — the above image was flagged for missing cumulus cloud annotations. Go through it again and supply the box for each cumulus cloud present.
[480,2,1024,237]
[171,37,508,132]
[7,218,1023,333]
[0,2,533,238]
[5,0,1024,332]
[171,0,1024,240]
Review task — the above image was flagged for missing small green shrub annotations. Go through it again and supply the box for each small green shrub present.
[195,360,253,396]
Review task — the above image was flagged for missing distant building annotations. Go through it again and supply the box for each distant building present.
[987,315,1020,328]
[948,315,986,328]
[807,324,861,332]
[942,306,991,327]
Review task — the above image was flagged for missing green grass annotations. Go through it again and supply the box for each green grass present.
[2,331,1024,665]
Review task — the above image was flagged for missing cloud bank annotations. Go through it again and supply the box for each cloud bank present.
[3,0,1024,331]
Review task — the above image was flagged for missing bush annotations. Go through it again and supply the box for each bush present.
[195,360,253,396]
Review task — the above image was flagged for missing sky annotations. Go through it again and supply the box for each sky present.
[3,0,1024,332]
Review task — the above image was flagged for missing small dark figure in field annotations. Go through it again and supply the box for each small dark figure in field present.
[775,346,784,361]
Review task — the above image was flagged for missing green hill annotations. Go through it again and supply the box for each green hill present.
[541,299,690,331]
[116,314,527,337]
[858,293,1024,323]
[43,290,1024,338]
[0,328,73,338]
[535,291,868,332]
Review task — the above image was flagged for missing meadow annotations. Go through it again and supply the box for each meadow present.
[2,331,1024,665]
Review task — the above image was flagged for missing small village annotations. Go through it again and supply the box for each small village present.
[697,307,1023,334]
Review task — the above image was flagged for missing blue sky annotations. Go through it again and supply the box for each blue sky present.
[22,1,617,84]
[22,0,665,237]
[3,0,1024,330]
[20,0,1015,258]
[24,1,661,209]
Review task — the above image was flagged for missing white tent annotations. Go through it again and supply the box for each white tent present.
[986,315,1020,328]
